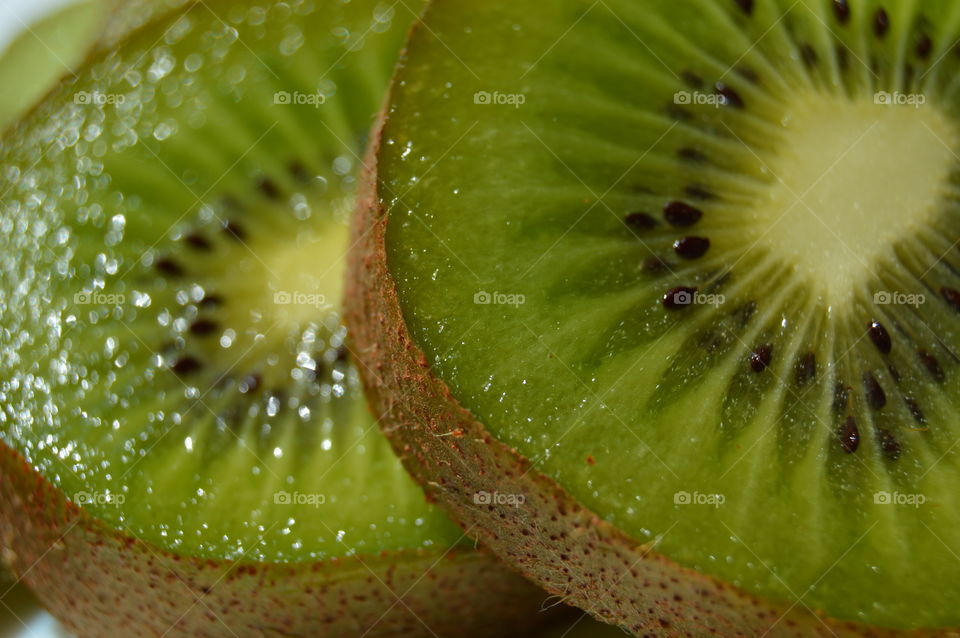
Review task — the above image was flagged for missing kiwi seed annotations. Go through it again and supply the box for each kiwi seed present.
[663,201,702,226]
[838,417,860,453]
[184,233,212,251]
[662,286,697,310]
[673,236,710,259]
[643,256,671,274]
[833,0,850,24]
[863,371,887,410]
[941,286,960,312]
[874,8,890,38]
[223,220,246,241]
[155,257,184,277]
[625,212,659,231]
[904,397,926,425]
[714,82,744,109]
[678,147,708,163]
[879,429,902,460]
[918,349,945,383]
[868,320,892,354]
[833,382,851,413]
[749,344,773,372]
[171,355,203,376]
[795,352,817,386]
[188,319,219,337]
[680,70,704,89]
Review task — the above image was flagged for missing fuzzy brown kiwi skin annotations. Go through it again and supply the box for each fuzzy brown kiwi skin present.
[0,441,558,637]
[344,94,959,638]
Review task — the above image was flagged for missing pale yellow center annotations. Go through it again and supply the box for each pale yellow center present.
[757,95,957,306]
[223,218,349,336]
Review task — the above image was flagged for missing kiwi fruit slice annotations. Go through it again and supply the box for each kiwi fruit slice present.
[0,1,555,636]
[348,0,960,634]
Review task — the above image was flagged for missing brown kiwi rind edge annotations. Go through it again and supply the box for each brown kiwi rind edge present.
[344,22,959,638]
[0,440,557,637]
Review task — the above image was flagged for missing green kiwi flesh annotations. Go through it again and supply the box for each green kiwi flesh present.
[0,1,109,133]
[352,0,960,631]
[0,0,553,635]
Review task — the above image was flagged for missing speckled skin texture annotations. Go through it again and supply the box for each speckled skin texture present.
[0,442,557,637]
[344,102,960,638]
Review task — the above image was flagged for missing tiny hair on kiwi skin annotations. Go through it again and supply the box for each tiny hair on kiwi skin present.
[0,0,562,636]
[348,0,960,635]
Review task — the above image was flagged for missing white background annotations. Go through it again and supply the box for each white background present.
[0,0,74,51]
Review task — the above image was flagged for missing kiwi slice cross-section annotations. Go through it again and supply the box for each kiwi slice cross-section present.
[0,1,555,636]
[348,0,960,634]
